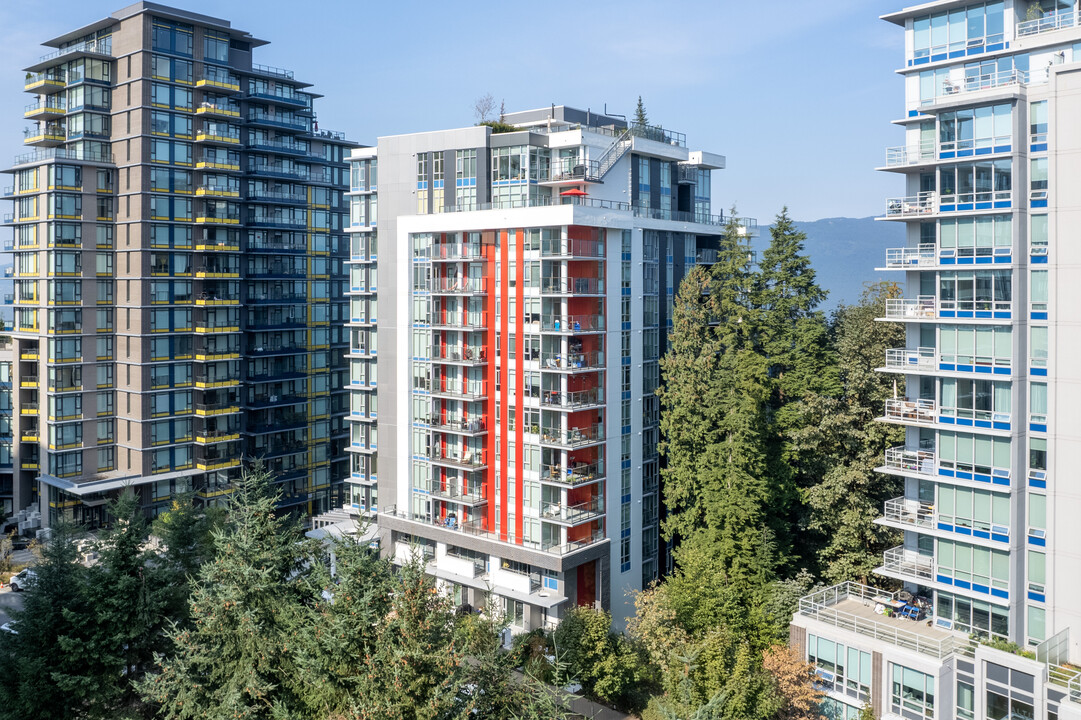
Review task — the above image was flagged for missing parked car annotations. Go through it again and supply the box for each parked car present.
[9,568,36,592]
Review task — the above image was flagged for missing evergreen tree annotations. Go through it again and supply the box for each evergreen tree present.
[0,525,100,720]
[791,282,905,582]
[659,214,775,590]
[633,96,649,128]
[138,463,312,719]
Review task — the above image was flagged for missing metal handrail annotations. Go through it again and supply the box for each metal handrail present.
[884,398,937,424]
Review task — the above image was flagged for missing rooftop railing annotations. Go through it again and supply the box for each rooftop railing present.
[13,147,114,166]
[1017,10,1076,36]
[251,63,295,80]
[37,38,112,64]
[443,195,757,230]
[797,582,970,660]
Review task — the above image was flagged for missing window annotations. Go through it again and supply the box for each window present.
[807,635,872,703]
[938,159,1012,203]
[939,324,1011,369]
[204,31,229,63]
[1030,100,1048,144]
[1030,382,1047,426]
[939,377,1011,423]
[937,485,1010,535]
[938,215,1011,258]
[938,269,1012,312]
[1031,158,1048,200]
[936,539,1010,595]
[912,2,1004,59]
[939,104,1012,154]
[151,18,193,56]
[1030,214,1048,251]
[891,664,935,718]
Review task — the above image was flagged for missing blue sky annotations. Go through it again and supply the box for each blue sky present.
[0,0,907,224]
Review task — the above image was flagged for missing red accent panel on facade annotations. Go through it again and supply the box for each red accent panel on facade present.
[483,230,498,534]
[515,228,525,543]
[499,229,510,541]
[576,560,597,607]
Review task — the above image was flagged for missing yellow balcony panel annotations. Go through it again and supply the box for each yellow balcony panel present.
[194,271,240,279]
[197,458,241,471]
[24,77,66,93]
[49,441,80,450]
[194,298,240,306]
[48,184,81,192]
[195,432,240,444]
[24,104,65,120]
[19,380,39,388]
[195,243,240,252]
[20,462,39,470]
[195,161,240,172]
[195,352,240,362]
[49,499,80,509]
[195,325,240,333]
[151,465,171,475]
[20,435,39,443]
[195,187,239,198]
[195,78,241,93]
[19,352,38,361]
[24,132,67,147]
[20,407,38,415]
[195,105,241,118]
[197,487,235,499]
[48,300,80,307]
[47,214,81,222]
[194,217,240,225]
[195,379,240,389]
[194,405,240,417]
[195,133,240,145]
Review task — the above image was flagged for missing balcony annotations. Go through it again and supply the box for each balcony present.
[196,72,240,93]
[882,447,936,478]
[428,483,488,507]
[883,398,936,425]
[540,351,604,372]
[541,237,605,259]
[24,71,66,93]
[539,158,601,185]
[541,461,605,487]
[195,184,240,198]
[884,296,936,320]
[195,429,241,444]
[195,129,241,145]
[541,388,604,410]
[24,125,66,148]
[430,277,485,295]
[796,582,967,659]
[541,314,605,334]
[920,70,1026,110]
[884,142,936,168]
[431,345,487,366]
[541,497,605,526]
[382,505,608,559]
[429,449,487,470]
[884,244,936,268]
[195,101,240,119]
[24,99,66,120]
[430,382,488,401]
[195,402,241,417]
[246,112,307,133]
[1017,10,1076,36]
[883,347,936,372]
[429,313,488,331]
[540,423,605,449]
[885,192,936,218]
[879,546,934,582]
[541,277,605,295]
[881,496,934,530]
[429,417,488,436]
[430,243,484,262]
[195,157,241,172]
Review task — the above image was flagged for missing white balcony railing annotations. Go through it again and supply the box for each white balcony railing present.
[921,70,1027,107]
[884,398,936,425]
[885,141,937,167]
[885,296,936,319]
[1017,10,1076,37]
[882,496,935,529]
[881,546,935,581]
[884,446,936,476]
[884,347,936,372]
[886,192,936,217]
[885,244,937,268]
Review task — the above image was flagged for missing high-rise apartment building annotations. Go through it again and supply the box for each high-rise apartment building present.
[344,105,751,631]
[3,2,354,528]
[790,2,1081,719]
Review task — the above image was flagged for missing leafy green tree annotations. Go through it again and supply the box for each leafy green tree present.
[791,282,905,582]
[0,525,100,720]
[137,463,312,719]
[553,606,651,711]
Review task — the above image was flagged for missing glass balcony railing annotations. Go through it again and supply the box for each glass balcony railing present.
[884,347,936,372]
[541,461,605,486]
[880,546,935,582]
[541,314,605,333]
[1017,10,1076,36]
[540,423,605,448]
[883,398,936,425]
[884,244,936,268]
[885,192,936,217]
[884,296,936,319]
[883,446,936,477]
[882,496,935,530]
